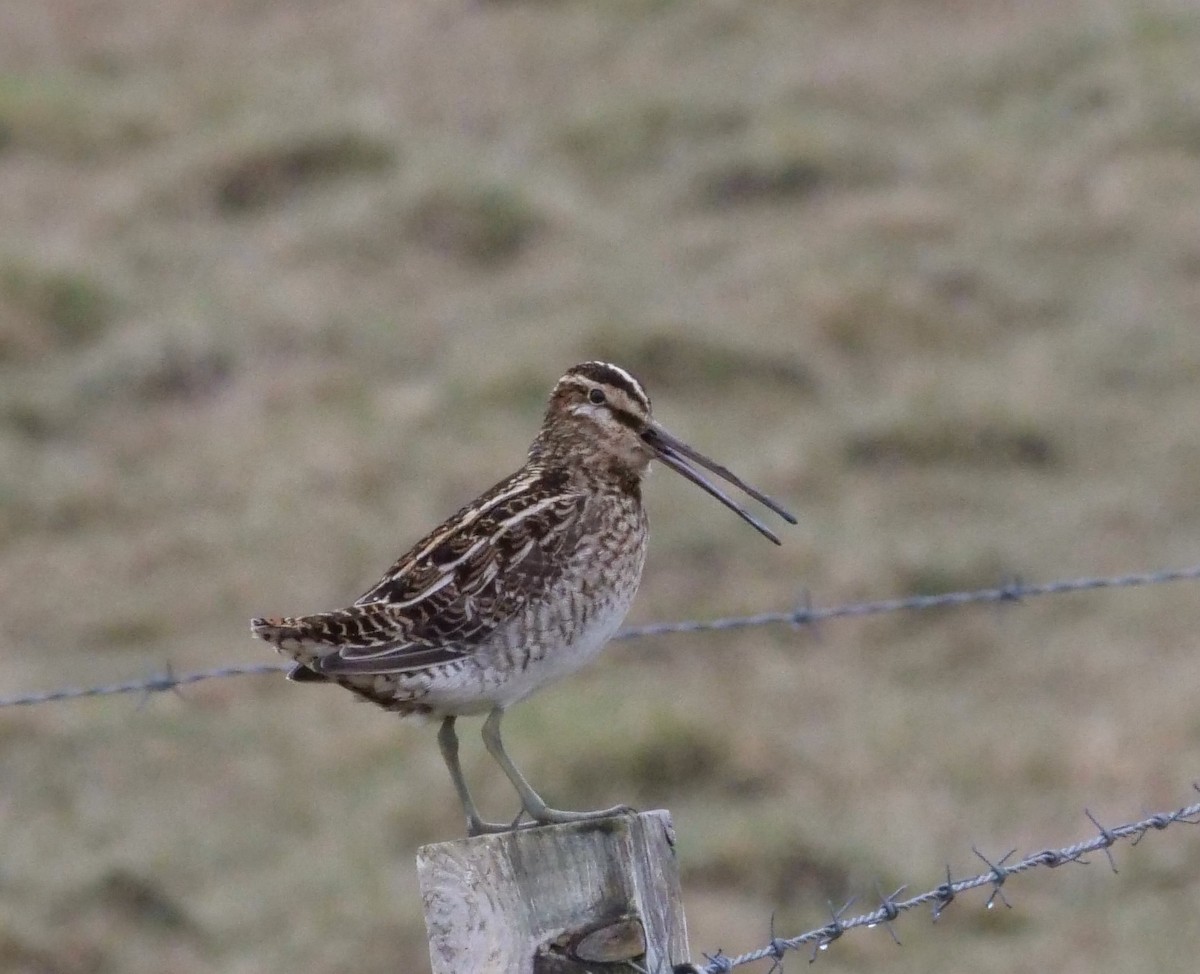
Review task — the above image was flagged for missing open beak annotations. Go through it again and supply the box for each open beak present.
[641,423,797,545]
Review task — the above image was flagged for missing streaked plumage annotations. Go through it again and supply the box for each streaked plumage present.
[252,361,794,835]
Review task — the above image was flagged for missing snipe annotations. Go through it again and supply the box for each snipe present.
[252,361,794,836]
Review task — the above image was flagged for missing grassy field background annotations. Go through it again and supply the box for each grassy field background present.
[3,0,1200,971]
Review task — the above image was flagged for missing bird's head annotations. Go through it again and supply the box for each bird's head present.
[533,361,796,543]
[537,361,657,474]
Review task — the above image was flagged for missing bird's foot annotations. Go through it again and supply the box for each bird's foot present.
[466,815,521,837]
[527,802,638,827]
[465,808,540,837]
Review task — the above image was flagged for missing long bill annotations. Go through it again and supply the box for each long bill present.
[641,423,798,545]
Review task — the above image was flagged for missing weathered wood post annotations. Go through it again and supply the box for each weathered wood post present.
[417,810,689,972]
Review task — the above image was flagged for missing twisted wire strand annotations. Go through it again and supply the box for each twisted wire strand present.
[2,564,1200,708]
[617,563,1200,640]
[690,793,1200,972]
[0,662,290,708]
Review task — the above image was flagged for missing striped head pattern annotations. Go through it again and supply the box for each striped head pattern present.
[534,361,797,543]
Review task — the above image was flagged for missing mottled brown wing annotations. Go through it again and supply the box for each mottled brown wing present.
[313,467,585,676]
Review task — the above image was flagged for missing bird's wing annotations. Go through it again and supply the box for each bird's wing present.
[309,466,587,676]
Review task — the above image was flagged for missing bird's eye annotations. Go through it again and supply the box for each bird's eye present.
[588,388,607,405]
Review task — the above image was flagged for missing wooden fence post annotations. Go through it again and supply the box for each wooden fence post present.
[417,810,689,972]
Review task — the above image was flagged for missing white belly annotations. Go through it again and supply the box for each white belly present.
[413,528,646,716]
[489,582,637,707]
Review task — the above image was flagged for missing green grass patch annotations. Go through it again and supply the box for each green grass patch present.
[0,262,116,355]
[408,182,541,265]
[214,132,397,212]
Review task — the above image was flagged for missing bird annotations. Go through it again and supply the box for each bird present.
[251,361,795,836]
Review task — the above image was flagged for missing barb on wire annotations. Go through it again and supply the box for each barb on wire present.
[694,792,1200,972]
[869,884,905,945]
[809,898,855,961]
[930,866,956,921]
[971,846,1016,910]
[3,563,1200,708]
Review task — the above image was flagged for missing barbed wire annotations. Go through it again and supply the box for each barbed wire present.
[616,562,1200,640]
[680,789,1200,973]
[0,661,290,708]
[3,562,1200,709]
[6,567,1200,972]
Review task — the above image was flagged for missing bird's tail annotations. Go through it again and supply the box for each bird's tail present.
[250,614,326,652]
[251,612,367,684]
[250,605,399,661]
[251,610,356,681]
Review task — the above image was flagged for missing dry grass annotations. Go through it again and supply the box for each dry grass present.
[2,0,1200,971]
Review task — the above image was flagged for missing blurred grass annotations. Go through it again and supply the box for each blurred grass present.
[408,181,542,264]
[212,132,396,213]
[0,261,117,359]
[1,0,1200,972]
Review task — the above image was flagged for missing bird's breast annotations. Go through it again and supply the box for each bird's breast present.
[481,496,647,704]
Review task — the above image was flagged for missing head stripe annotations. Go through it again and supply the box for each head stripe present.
[566,361,650,411]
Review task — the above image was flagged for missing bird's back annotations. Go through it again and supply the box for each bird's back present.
[252,462,648,716]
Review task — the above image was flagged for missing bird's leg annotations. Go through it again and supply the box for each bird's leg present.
[436,716,516,837]
[481,707,636,826]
